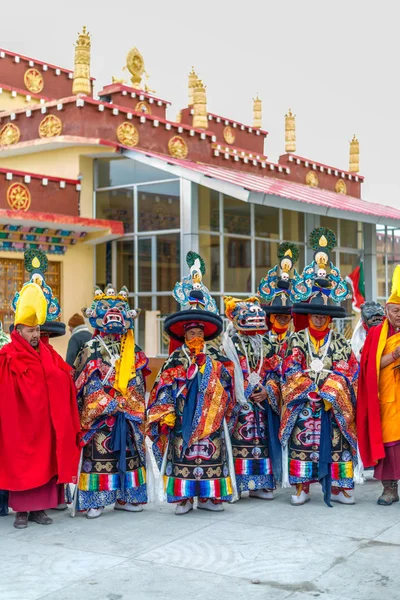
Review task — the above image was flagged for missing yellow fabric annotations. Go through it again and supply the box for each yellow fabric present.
[160,413,176,428]
[114,328,135,396]
[14,283,47,326]
[387,265,400,305]
[378,321,400,443]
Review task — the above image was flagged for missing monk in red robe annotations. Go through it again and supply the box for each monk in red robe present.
[357,266,400,505]
[0,281,81,529]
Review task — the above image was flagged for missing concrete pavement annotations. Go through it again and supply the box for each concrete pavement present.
[0,478,399,600]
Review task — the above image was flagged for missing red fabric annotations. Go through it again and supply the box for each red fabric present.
[308,316,332,341]
[356,323,386,467]
[8,476,64,511]
[346,265,365,311]
[0,331,81,491]
[293,313,309,332]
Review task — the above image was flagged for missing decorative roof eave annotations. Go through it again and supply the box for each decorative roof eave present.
[0,208,123,239]
[98,83,171,106]
[0,167,81,189]
[211,143,290,173]
[0,47,95,80]
[122,148,400,227]
[0,95,216,141]
[283,153,365,182]
[0,135,119,158]
[189,109,268,136]
[0,84,53,103]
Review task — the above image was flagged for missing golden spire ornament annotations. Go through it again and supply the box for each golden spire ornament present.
[192,79,208,129]
[285,109,296,153]
[253,95,262,129]
[72,26,91,96]
[188,67,198,106]
[349,134,359,173]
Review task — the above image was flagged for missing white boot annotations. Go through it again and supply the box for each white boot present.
[86,507,104,519]
[175,499,194,515]
[331,489,355,505]
[197,499,224,512]
[291,484,310,506]
[249,489,274,500]
[114,501,144,512]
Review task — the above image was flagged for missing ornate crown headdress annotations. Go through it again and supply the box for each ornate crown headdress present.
[258,241,299,304]
[173,251,218,314]
[291,228,349,303]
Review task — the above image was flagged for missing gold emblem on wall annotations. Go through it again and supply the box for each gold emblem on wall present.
[7,183,31,211]
[0,123,20,145]
[24,68,44,94]
[39,115,63,138]
[223,126,235,145]
[168,135,188,159]
[135,101,151,115]
[116,122,139,147]
[335,179,347,194]
[305,171,319,187]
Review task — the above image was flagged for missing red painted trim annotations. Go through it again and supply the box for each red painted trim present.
[0,208,124,235]
[0,47,95,79]
[207,112,268,136]
[98,83,170,105]
[0,167,79,185]
[0,83,53,101]
[283,154,364,181]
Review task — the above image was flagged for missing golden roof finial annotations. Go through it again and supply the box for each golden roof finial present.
[285,109,296,153]
[192,78,208,129]
[349,134,359,173]
[124,47,155,93]
[72,26,91,96]
[188,66,198,106]
[253,95,262,129]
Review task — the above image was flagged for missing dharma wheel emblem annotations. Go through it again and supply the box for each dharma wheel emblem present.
[7,183,32,211]
[168,135,188,159]
[335,179,347,194]
[223,126,235,145]
[39,115,63,138]
[0,123,20,146]
[306,171,319,187]
[116,122,139,147]
[24,68,44,94]
[135,101,151,114]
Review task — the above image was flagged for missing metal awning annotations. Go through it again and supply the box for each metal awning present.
[123,149,400,227]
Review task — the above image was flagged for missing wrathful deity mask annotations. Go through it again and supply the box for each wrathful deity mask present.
[224,296,267,333]
[83,284,139,335]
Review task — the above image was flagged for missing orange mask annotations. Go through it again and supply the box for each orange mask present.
[185,337,205,355]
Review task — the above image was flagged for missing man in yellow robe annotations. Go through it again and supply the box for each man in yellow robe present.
[357,266,400,505]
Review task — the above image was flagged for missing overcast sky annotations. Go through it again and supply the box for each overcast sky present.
[1,1,398,209]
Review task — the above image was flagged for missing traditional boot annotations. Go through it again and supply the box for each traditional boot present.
[291,483,310,506]
[175,498,194,515]
[331,487,355,505]
[197,498,224,512]
[377,480,399,506]
[249,488,274,500]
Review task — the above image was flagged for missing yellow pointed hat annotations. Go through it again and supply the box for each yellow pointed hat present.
[387,265,400,305]
[14,282,47,327]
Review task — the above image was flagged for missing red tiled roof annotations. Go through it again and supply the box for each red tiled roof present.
[131,149,400,223]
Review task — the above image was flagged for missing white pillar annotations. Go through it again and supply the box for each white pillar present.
[144,310,160,357]
[363,223,377,301]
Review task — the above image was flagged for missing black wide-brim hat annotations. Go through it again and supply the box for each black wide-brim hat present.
[164,309,223,342]
[9,320,66,338]
[262,304,292,315]
[292,302,346,318]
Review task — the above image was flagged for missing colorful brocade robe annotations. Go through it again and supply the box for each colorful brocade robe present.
[279,329,358,490]
[222,334,281,493]
[268,329,292,363]
[147,346,236,502]
[74,336,149,509]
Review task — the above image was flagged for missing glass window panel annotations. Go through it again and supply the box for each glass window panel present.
[255,240,278,287]
[224,237,251,293]
[157,296,179,315]
[138,181,180,231]
[95,242,112,289]
[387,228,400,267]
[320,216,338,237]
[138,238,152,292]
[223,195,250,235]
[254,205,279,239]
[198,186,219,232]
[376,228,386,298]
[96,158,175,188]
[199,234,220,292]
[340,219,359,249]
[283,210,304,242]
[157,233,180,292]
[116,240,134,292]
[340,251,361,320]
[96,188,133,233]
